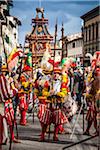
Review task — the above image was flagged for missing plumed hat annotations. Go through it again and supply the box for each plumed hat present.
[20,75,26,82]
[54,67,61,74]
[1,64,8,72]
[23,65,32,72]
[44,81,49,88]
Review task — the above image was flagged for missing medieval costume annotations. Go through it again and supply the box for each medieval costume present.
[58,58,78,122]
[0,56,20,145]
[34,66,69,141]
[18,74,30,126]
[84,51,100,136]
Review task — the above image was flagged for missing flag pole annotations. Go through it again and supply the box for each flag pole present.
[33,38,38,123]
[52,18,57,88]
[48,19,58,140]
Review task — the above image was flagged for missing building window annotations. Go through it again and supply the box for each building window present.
[89,26,91,41]
[90,49,92,53]
[92,48,96,54]
[58,52,60,55]
[85,49,87,54]
[86,27,87,42]
[14,33,16,39]
[87,48,89,53]
[84,28,86,42]
[92,24,94,40]
[72,42,75,48]
[96,46,98,51]
[96,23,98,39]
[88,48,90,53]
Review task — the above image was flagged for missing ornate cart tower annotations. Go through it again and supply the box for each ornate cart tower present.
[26,8,53,64]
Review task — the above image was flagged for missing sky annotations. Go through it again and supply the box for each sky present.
[10,0,99,46]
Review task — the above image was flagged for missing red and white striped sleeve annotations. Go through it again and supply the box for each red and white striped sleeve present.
[0,74,17,102]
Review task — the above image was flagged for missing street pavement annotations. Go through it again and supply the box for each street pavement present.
[2,113,99,150]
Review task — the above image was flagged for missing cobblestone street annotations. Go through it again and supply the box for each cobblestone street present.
[2,113,99,150]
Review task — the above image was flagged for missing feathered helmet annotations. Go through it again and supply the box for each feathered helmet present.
[41,49,53,74]
[91,51,100,68]
[20,74,26,82]
[23,65,32,72]
[95,51,100,67]
[91,51,100,76]
[1,64,8,72]
[54,67,62,74]
[44,81,49,89]
[61,57,74,74]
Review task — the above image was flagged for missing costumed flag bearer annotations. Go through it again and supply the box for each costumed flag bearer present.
[0,56,20,145]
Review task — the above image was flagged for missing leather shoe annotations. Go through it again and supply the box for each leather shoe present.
[83,131,91,136]
[13,138,21,143]
[38,138,45,142]
[2,138,8,145]
[53,136,59,141]
[92,131,99,136]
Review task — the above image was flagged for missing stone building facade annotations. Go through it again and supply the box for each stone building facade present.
[81,6,100,65]
[62,33,83,61]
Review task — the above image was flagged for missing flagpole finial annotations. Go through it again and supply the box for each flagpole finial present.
[61,22,64,37]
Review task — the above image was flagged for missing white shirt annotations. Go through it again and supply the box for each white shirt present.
[53,79,61,94]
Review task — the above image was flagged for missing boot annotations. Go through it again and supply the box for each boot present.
[2,138,8,145]
[39,134,45,142]
[9,125,15,141]
[53,125,59,141]
[20,110,27,126]
[9,126,21,143]
[13,137,21,143]
[58,125,65,134]
[83,130,90,135]
[0,115,3,145]
[83,120,92,136]
[93,119,99,135]
[39,124,47,142]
